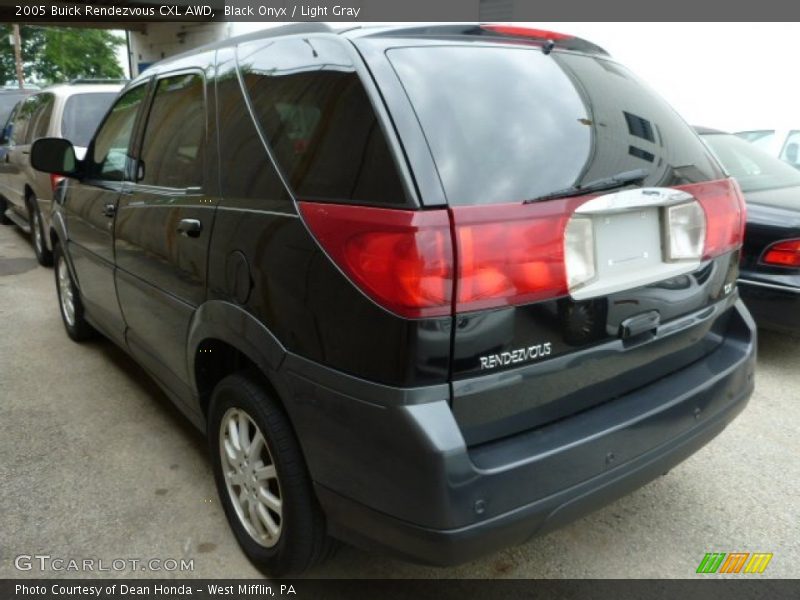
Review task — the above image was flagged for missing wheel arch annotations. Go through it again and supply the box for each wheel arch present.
[187,301,288,422]
[49,210,78,280]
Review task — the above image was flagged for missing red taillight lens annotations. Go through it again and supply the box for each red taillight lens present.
[761,239,800,267]
[50,174,65,193]
[481,25,573,41]
[298,202,453,318]
[450,200,580,312]
[299,179,745,319]
[692,179,746,259]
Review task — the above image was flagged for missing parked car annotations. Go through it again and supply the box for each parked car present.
[0,81,122,265]
[0,87,36,130]
[698,127,800,334]
[0,88,37,165]
[735,128,800,170]
[32,23,756,575]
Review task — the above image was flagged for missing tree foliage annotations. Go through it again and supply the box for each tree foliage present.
[0,26,124,86]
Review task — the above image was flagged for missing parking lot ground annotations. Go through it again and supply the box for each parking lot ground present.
[1,222,799,579]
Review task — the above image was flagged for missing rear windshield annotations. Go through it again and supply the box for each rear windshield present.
[702,133,800,193]
[388,46,724,206]
[0,93,28,126]
[61,92,118,147]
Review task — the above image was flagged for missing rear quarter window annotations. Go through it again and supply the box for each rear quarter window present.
[236,37,408,206]
[388,45,724,206]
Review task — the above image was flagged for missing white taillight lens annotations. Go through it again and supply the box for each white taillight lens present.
[564,216,596,290]
[666,201,706,261]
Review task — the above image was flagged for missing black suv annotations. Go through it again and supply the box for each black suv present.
[32,23,756,575]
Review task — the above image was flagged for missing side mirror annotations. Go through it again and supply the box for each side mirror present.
[31,137,80,178]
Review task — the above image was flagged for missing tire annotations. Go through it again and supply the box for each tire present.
[0,197,12,225]
[54,242,95,342]
[29,197,53,266]
[208,371,335,576]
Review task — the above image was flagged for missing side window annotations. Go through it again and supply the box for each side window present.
[139,73,206,189]
[28,93,54,141]
[237,37,407,206]
[90,85,148,181]
[215,66,292,210]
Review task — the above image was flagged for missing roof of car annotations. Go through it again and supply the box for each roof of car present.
[38,83,125,96]
[134,22,607,85]
[694,126,729,135]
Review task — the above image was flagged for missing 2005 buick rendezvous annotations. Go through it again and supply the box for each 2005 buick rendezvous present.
[32,24,756,574]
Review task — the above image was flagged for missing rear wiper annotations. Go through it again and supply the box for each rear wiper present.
[524,168,650,204]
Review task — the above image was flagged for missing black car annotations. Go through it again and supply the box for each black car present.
[698,127,800,334]
[32,24,755,575]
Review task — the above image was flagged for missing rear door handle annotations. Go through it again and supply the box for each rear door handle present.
[102,203,116,218]
[177,218,202,237]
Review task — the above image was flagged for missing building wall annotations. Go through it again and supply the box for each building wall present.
[128,22,231,76]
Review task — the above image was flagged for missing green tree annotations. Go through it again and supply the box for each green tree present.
[0,26,124,86]
[0,25,45,86]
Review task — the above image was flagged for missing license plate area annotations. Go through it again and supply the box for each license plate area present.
[570,204,701,301]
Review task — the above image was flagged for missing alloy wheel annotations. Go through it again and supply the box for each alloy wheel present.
[57,255,76,327]
[219,407,283,548]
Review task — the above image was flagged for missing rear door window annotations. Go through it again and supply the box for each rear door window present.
[28,93,54,141]
[236,37,407,206]
[10,95,40,145]
[388,45,723,206]
[138,73,206,189]
[61,92,118,147]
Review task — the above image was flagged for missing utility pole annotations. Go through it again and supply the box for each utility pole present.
[12,24,25,88]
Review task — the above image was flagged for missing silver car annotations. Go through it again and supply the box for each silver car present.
[0,81,122,265]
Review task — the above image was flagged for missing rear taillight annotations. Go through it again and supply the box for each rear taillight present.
[298,202,453,318]
[450,200,580,312]
[694,179,746,259]
[761,239,800,268]
[299,179,745,319]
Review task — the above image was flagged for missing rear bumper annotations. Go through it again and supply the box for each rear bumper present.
[281,300,756,566]
[739,278,800,334]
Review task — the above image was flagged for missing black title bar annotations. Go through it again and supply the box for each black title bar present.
[2,0,800,22]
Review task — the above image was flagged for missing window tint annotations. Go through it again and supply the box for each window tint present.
[388,46,724,206]
[702,133,800,193]
[237,37,406,206]
[139,74,206,189]
[61,92,118,147]
[216,71,292,211]
[90,85,147,181]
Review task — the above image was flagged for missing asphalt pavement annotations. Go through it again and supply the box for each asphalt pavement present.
[1,223,798,579]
